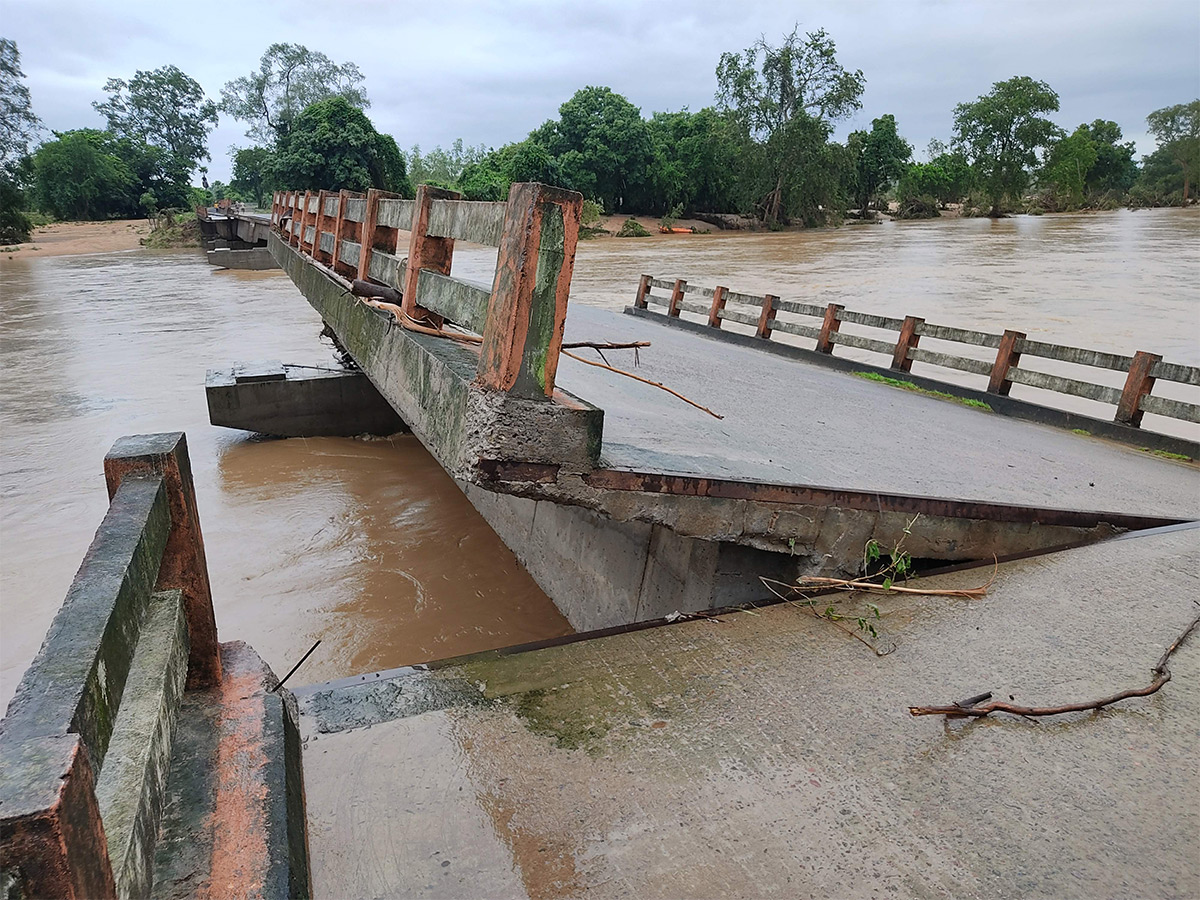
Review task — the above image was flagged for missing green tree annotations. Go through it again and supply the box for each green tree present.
[647,108,747,214]
[715,25,865,223]
[1041,125,1098,208]
[407,138,486,188]
[530,87,653,212]
[1146,101,1200,201]
[848,114,912,214]
[230,146,274,207]
[220,43,369,144]
[93,65,217,185]
[32,130,137,219]
[1,38,41,242]
[952,76,1061,216]
[1080,120,1137,196]
[267,97,411,195]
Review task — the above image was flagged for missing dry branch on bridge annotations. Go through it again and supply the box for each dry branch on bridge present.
[908,610,1200,720]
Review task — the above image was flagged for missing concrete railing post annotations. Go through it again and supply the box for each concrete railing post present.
[988,330,1025,395]
[290,192,302,248]
[634,274,651,309]
[708,285,728,329]
[0,733,116,899]
[891,316,924,372]
[756,294,778,339]
[358,188,400,285]
[1115,350,1162,427]
[313,190,331,265]
[103,433,220,690]
[329,190,348,271]
[476,181,583,399]
[402,184,461,326]
[668,279,687,317]
[816,303,843,353]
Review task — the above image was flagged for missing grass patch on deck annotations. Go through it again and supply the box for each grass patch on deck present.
[853,371,992,411]
[1139,447,1193,462]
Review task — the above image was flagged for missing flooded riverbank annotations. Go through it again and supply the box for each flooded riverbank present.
[2,208,1197,708]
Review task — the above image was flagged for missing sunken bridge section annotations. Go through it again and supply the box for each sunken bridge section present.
[243,185,1199,631]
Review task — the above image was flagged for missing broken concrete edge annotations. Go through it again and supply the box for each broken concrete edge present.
[206,641,311,900]
[93,590,188,900]
[292,523,1200,721]
[104,432,222,691]
[206,247,278,270]
[470,464,1186,565]
[269,232,603,477]
[625,305,1200,461]
[0,476,170,775]
[0,733,116,899]
[205,363,410,438]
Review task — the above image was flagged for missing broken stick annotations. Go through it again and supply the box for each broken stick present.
[908,611,1200,719]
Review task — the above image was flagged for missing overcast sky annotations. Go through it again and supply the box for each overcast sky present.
[6,0,1199,182]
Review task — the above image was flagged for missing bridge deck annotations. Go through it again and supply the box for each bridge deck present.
[556,305,1199,520]
[295,523,1200,898]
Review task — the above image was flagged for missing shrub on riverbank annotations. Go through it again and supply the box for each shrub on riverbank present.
[616,218,651,237]
[140,216,201,248]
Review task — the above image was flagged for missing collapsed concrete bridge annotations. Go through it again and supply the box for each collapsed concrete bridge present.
[212,185,1199,631]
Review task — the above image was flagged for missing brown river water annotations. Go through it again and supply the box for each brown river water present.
[2,209,1198,708]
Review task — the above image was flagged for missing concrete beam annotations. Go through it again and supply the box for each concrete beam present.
[206,363,408,438]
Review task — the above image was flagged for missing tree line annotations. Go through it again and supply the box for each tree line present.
[2,30,1197,246]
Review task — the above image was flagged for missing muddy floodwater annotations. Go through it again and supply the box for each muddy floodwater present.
[2,209,1198,708]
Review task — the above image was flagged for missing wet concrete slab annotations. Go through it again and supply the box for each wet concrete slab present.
[297,525,1199,899]
[556,306,1200,520]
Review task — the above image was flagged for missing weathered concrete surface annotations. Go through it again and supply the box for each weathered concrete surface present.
[152,641,310,899]
[269,233,603,478]
[555,305,1199,520]
[297,525,1200,899]
[206,362,408,437]
[0,476,169,772]
[0,732,115,899]
[206,247,278,270]
[94,590,188,900]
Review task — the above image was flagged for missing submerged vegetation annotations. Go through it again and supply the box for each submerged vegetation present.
[1,29,1196,244]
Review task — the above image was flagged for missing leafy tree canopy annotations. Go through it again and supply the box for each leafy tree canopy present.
[1,38,41,177]
[848,114,912,213]
[230,146,274,207]
[952,75,1061,216]
[221,43,369,144]
[267,97,411,196]
[32,129,137,220]
[716,25,864,140]
[530,86,653,212]
[1146,100,1200,200]
[93,65,216,180]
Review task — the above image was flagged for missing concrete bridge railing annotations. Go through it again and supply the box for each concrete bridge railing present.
[635,275,1200,434]
[0,434,309,899]
[272,182,583,400]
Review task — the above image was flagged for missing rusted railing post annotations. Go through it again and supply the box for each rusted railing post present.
[891,315,924,372]
[332,190,364,279]
[988,330,1025,395]
[103,432,221,690]
[402,184,461,326]
[304,191,317,253]
[476,182,583,399]
[292,192,305,248]
[816,303,843,353]
[329,191,347,270]
[1115,351,1162,427]
[312,190,330,264]
[756,294,778,339]
[358,188,399,285]
[668,279,687,317]
[634,274,651,309]
[708,285,728,328]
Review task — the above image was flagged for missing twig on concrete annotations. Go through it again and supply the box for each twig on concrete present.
[561,349,723,419]
[759,577,896,656]
[560,340,651,351]
[793,557,997,599]
[273,639,322,692]
[908,611,1200,719]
